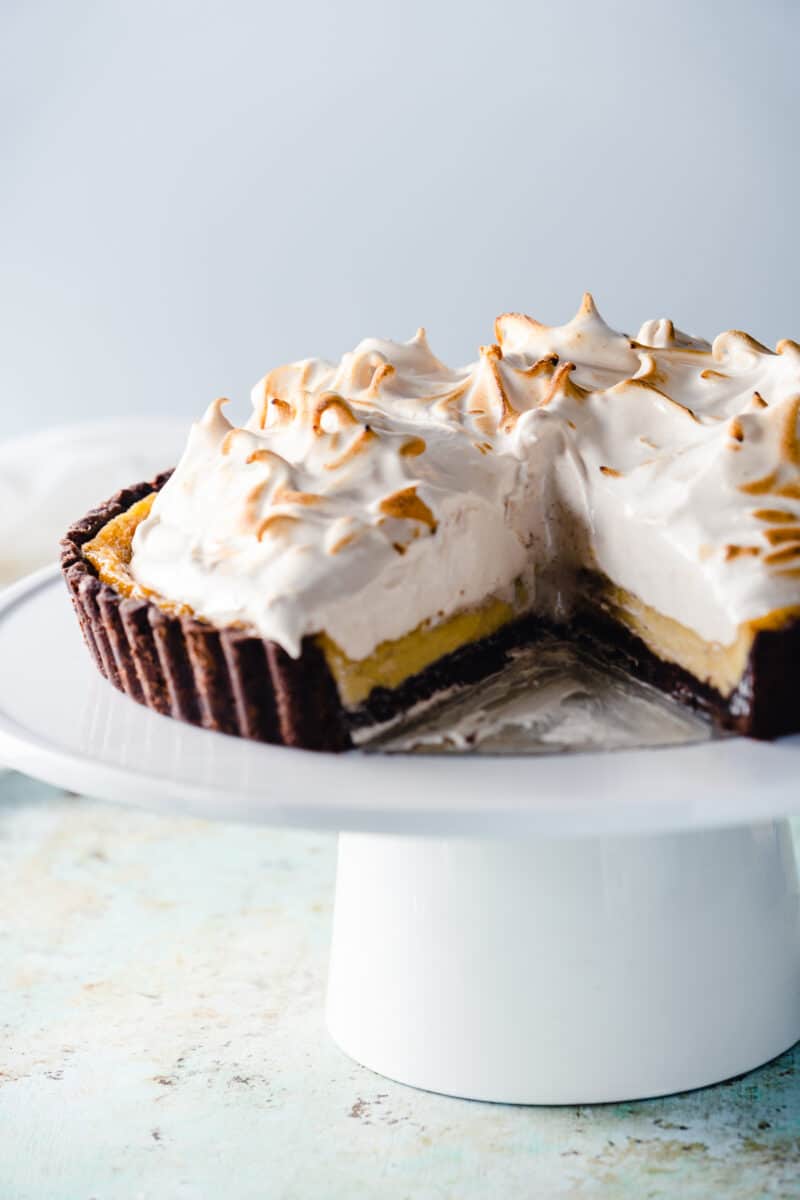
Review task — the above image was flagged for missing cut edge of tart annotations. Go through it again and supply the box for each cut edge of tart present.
[61,472,800,750]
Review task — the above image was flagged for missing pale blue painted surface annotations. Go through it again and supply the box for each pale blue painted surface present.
[0,772,798,1199]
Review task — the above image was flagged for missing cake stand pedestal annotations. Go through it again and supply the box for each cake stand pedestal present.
[1,569,799,1104]
[328,825,800,1103]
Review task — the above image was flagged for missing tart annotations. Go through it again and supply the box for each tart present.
[61,297,800,749]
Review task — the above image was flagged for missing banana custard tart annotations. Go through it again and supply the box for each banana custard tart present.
[62,296,800,750]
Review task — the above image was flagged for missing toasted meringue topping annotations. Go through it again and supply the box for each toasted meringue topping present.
[129,297,800,658]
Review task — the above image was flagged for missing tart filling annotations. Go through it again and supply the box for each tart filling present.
[79,483,799,737]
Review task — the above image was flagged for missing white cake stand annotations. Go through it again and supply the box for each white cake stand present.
[2,568,799,1104]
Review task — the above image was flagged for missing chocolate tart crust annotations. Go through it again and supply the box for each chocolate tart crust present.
[62,475,800,750]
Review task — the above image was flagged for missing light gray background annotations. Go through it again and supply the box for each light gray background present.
[3,0,798,437]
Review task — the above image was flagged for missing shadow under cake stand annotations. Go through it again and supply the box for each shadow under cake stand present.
[1,568,799,1104]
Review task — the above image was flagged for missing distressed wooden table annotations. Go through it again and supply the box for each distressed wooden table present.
[1,770,798,1199]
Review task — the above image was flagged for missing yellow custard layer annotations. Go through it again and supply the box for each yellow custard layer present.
[582,575,800,698]
[581,576,754,698]
[317,598,515,708]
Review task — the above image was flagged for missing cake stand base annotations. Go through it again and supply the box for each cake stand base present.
[327,821,800,1104]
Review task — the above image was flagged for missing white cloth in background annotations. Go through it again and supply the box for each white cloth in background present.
[0,422,187,586]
